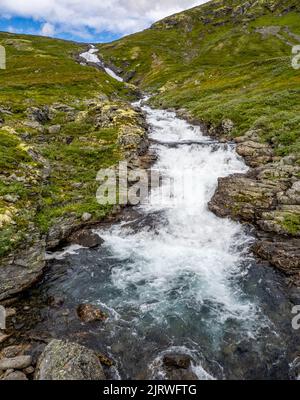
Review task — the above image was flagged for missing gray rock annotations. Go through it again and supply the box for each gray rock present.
[0,238,46,301]
[69,229,104,248]
[0,355,32,370]
[222,119,234,134]
[48,125,61,134]
[2,371,28,380]
[46,215,79,249]
[35,340,106,380]
[81,212,92,222]
[3,194,19,203]
[163,354,191,369]
[27,106,50,124]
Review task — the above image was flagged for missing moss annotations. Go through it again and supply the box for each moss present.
[281,213,300,235]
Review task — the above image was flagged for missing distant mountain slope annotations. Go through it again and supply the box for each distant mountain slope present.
[0,32,145,269]
[100,0,300,156]
[100,0,300,265]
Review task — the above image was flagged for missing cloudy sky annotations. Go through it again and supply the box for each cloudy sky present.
[0,0,209,42]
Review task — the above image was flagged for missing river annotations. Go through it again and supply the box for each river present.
[10,47,300,380]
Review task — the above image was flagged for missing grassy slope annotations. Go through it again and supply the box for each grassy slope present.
[100,0,300,157]
[0,32,139,257]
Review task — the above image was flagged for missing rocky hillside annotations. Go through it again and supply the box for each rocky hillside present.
[100,0,300,278]
[0,33,148,300]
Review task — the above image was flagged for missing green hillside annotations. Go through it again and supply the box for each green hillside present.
[0,33,143,258]
[100,0,300,156]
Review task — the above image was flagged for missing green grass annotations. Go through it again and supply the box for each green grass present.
[0,32,143,258]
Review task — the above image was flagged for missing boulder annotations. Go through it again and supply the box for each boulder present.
[0,355,32,370]
[163,354,191,369]
[27,106,50,124]
[69,229,104,248]
[2,371,28,380]
[0,239,46,301]
[162,353,198,380]
[48,125,61,134]
[252,239,300,275]
[81,212,92,222]
[34,340,106,380]
[76,304,107,323]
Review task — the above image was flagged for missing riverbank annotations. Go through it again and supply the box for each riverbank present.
[1,101,299,380]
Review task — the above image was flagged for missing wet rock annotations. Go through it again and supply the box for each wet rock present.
[46,215,78,249]
[76,304,108,323]
[47,296,64,307]
[252,239,300,275]
[163,354,191,369]
[165,369,198,380]
[69,229,104,248]
[0,355,32,370]
[35,340,106,380]
[162,353,198,380]
[2,371,28,380]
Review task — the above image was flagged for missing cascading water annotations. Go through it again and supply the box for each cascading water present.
[19,50,299,380]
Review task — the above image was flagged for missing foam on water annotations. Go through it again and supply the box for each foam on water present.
[95,104,263,337]
[80,45,123,82]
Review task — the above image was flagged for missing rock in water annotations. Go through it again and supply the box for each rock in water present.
[162,353,198,380]
[35,340,106,380]
[76,304,108,323]
[69,229,104,248]
[163,354,191,369]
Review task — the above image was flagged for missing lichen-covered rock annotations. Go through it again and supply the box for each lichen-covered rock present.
[208,172,283,222]
[0,238,46,301]
[35,340,106,380]
[26,106,50,124]
[76,304,108,323]
[209,159,300,275]
[252,239,300,275]
[236,140,274,167]
[46,215,79,249]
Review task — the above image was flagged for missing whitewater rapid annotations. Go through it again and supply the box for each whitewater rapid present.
[23,48,297,380]
[80,45,123,82]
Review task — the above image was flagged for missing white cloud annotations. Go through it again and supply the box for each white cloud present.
[40,22,55,36]
[0,0,209,38]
